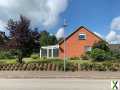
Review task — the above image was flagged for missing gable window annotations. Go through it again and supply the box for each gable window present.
[79,33,86,40]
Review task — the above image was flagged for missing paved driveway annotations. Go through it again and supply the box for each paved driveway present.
[0,79,114,90]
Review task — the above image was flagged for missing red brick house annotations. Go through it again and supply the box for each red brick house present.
[40,26,103,59]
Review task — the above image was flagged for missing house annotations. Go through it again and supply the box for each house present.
[40,26,103,59]
[109,44,120,52]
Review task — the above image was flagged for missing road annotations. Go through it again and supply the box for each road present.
[0,79,115,90]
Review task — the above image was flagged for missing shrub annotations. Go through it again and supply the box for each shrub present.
[80,63,90,71]
[31,54,39,59]
[42,56,47,60]
[92,41,110,51]
[87,48,112,61]
[70,57,80,60]
[0,51,15,59]
[80,55,89,60]
[58,62,76,71]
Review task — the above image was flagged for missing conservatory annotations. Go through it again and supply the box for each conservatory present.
[40,45,59,58]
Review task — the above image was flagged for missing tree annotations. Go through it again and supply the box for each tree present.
[40,31,49,46]
[6,15,34,63]
[31,28,40,53]
[48,35,57,45]
[39,31,57,46]
[92,41,110,52]
[0,32,8,47]
[0,34,5,45]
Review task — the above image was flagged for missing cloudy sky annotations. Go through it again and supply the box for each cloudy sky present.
[0,0,120,43]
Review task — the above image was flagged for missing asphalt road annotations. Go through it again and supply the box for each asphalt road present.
[0,79,116,90]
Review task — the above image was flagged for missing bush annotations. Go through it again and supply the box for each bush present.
[92,41,110,51]
[70,57,80,60]
[58,62,76,71]
[41,56,47,60]
[80,55,89,60]
[0,51,15,59]
[87,48,112,61]
[31,54,39,59]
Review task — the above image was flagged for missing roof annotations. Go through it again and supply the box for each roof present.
[109,44,120,51]
[58,26,104,45]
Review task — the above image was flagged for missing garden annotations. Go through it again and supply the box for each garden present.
[0,15,120,71]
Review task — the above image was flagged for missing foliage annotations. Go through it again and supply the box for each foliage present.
[40,31,57,46]
[0,58,119,71]
[0,34,5,45]
[48,35,58,45]
[6,15,35,63]
[92,41,110,51]
[80,55,89,60]
[87,48,112,61]
[87,40,114,61]
[31,28,40,53]
[27,58,63,64]
[70,57,80,60]
[31,54,39,59]
[0,51,15,59]
[39,31,49,46]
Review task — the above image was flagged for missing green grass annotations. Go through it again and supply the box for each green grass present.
[69,60,92,64]
[25,58,63,65]
[0,59,17,64]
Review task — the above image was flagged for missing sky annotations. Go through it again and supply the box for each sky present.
[0,0,120,43]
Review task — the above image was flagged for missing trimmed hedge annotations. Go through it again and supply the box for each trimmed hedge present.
[30,54,39,59]
[0,62,119,71]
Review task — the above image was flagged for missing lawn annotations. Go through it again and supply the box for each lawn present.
[0,58,92,64]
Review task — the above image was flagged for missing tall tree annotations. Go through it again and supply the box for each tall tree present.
[39,31,57,46]
[6,15,34,63]
[40,31,49,46]
[31,28,40,53]
[48,35,57,45]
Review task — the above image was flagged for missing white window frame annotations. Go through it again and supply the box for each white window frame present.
[79,33,86,40]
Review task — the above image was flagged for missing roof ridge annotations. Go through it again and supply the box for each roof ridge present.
[58,26,104,44]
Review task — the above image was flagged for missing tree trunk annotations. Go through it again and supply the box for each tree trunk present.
[17,50,23,63]
[18,56,23,63]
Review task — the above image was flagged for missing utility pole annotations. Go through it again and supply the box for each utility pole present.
[63,19,68,72]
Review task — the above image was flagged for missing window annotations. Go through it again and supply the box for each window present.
[79,33,86,40]
[84,46,92,52]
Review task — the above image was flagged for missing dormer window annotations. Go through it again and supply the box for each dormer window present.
[79,33,86,40]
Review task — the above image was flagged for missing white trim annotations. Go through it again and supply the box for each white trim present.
[40,49,41,58]
[79,33,86,40]
[40,45,59,59]
[47,49,49,58]
[41,45,59,49]
[51,49,54,58]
